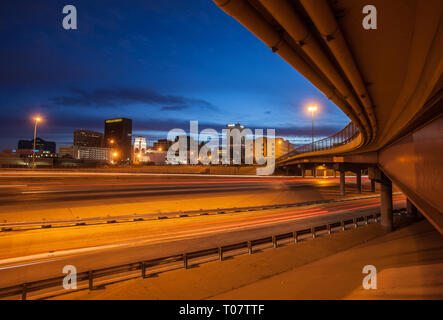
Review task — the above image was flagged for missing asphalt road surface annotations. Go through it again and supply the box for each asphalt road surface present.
[0,171,404,299]
[0,171,377,211]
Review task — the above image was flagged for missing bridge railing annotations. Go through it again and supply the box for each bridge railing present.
[277,122,359,162]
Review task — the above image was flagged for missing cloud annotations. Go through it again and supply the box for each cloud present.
[161,105,189,111]
[51,87,217,111]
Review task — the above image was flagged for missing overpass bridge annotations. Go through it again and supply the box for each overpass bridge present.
[213,0,443,233]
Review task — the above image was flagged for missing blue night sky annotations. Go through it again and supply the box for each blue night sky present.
[0,0,349,150]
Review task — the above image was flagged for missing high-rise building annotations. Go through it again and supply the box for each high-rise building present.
[104,118,132,162]
[226,123,248,164]
[74,130,103,148]
[133,136,147,154]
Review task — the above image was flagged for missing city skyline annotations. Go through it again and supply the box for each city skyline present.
[0,0,349,150]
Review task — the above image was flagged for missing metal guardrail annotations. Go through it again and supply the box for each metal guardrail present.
[0,212,382,300]
[0,194,386,232]
[277,122,359,162]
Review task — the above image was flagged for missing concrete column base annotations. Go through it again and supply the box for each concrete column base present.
[340,171,345,196]
[406,199,419,218]
[380,175,393,231]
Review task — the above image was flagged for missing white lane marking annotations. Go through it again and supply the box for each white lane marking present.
[17,185,272,195]
[0,171,362,179]
[0,209,331,268]
[21,190,64,194]
[0,258,64,270]
[0,197,388,269]
[0,185,28,188]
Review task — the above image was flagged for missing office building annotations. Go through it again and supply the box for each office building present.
[226,123,249,164]
[18,137,56,154]
[74,130,103,148]
[275,138,295,159]
[253,137,294,162]
[104,118,132,162]
[59,145,113,162]
[153,139,172,152]
[134,136,147,154]
[59,146,76,158]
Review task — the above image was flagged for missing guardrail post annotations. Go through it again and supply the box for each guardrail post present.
[141,262,146,278]
[183,253,188,269]
[21,284,27,301]
[247,241,252,254]
[218,247,223,261]
[311,227,316,239]
[327,224,331,235]
[272,236,277,248]
[341,220,345,231]
[88,271,94,290]
[353,217,358,228]
[293,231,298,243]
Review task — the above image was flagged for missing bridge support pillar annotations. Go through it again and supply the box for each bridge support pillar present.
[380,177,393,231]
[356,171,362,194]
[406,199,418,218]
[340,171,345,196]
[369,167,393,231]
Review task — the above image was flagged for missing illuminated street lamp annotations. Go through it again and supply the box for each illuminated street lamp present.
[308,106,318,149]
[32,116,42,168]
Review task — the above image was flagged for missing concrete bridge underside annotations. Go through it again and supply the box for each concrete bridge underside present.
[213,0,443,233]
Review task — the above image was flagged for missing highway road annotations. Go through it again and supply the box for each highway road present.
[0,196,405,295]
[0,171,377,212]
[0,171,404,299]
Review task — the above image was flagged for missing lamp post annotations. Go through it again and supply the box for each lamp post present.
[32,117,41,168]
[308,106,318,150]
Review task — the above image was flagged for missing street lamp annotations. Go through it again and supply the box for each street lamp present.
[308,106,318,149]
[32,117,42,168]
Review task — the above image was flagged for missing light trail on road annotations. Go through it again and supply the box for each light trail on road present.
[0,172,404,294]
